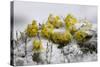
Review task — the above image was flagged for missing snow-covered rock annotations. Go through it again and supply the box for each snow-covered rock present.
[15,57,24,66]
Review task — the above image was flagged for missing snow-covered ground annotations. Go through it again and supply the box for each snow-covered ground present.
[12,23,97,66]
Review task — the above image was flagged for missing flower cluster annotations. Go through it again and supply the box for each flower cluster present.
[47,14,63,28]
[32,39,43,52]
[26,20,38,37]
[25,14,93,49]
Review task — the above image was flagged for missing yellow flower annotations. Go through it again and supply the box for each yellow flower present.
[70,25,77,34]
[26,20,38,37]
[47,14,63,28]
[32,40,43,52]
[74,30,87,42]
[41,23,54,39]
[51,31,72,45]
[64,14,77,30]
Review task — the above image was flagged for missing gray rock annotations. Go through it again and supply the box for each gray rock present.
[15,57,24,66]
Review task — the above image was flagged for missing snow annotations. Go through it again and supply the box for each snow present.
[13,18,97,66]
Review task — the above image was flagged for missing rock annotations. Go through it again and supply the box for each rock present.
[63,42,82,56]
[14,47,25,57]
[32,52,44,64]
[15,57,24,66]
